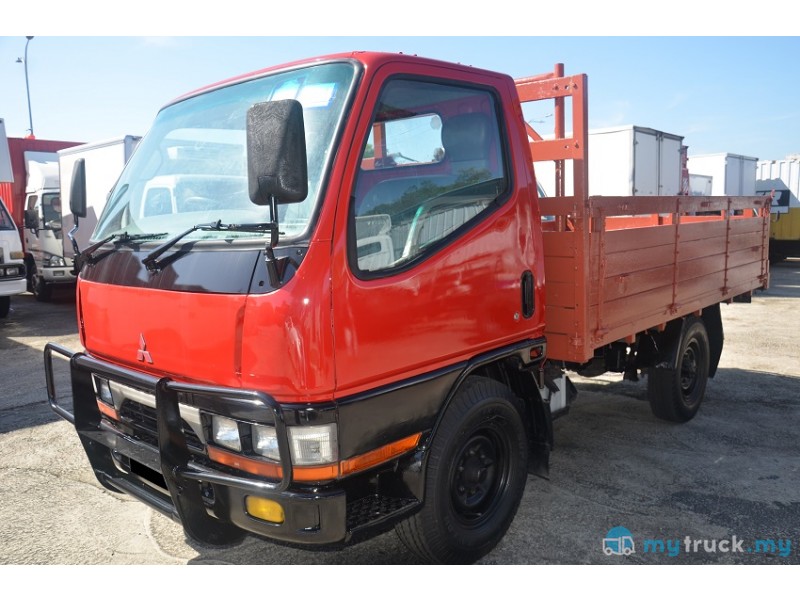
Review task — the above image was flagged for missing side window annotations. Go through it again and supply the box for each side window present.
[351,78,508,274]
[24,194,39,229]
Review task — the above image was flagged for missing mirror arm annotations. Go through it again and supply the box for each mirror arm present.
[68,215,81,275]
[264,194,283,289]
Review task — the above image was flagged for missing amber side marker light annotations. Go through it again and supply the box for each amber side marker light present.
[340,432,422,476]
[208,432,422,483]
[96,400,119,421]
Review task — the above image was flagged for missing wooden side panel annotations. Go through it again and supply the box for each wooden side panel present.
[543,194,770,363]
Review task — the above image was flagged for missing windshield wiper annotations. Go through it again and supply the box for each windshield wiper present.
[75,231,169,273]
[142,220,278,272]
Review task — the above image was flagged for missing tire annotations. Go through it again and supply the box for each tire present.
[30,265,53,302]
[395,376,529,564]
[648,316,710,423]
[0,296,9,319]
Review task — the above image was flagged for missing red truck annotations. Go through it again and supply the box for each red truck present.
[45,52,770,564]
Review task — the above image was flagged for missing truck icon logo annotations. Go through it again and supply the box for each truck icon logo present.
[136,334,153,364]
[603,526,635,556]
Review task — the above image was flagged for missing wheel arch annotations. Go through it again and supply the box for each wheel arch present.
[417,339,551,484]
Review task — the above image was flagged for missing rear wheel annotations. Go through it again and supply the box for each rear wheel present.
[0,296,9,318]
[648,316,710,422]
[395,376,529,564]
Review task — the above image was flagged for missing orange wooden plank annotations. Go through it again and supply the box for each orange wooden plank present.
[545,281,576,307]
[604,225,676,254]
[677,219,728,243]
[542,231,575,258]
[598,265,675,303]
[604,246,675,278]
[544,256,578,283]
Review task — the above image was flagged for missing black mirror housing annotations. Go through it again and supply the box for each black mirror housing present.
[24,208,39,230]
[247,99,308,206]
[70,158,87,218]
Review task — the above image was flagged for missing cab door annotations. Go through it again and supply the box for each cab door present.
[330,59,542,402]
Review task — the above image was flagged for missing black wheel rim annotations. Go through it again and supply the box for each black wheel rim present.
[680,341,699,395]
[450,426,512,526]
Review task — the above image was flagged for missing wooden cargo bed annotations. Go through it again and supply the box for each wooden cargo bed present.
[540,194,770,363]
[516,65,770,364]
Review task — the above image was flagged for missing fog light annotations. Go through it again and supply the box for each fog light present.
[252,424,280,461]
[212,416,242,452]
[245,496,284,524]
[288,424,338,466]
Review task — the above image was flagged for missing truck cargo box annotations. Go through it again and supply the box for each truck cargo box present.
[687,153,758,196]
[536,125,684,197]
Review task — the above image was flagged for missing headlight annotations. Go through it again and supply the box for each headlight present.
[288,424,338,465]
[252,424,280,461]
[46,256,66,267]
[3,266,19,277]
[211,415,241,452]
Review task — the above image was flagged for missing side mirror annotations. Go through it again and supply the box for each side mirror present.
[247,99,308,206]
[70,158,87,218]
[24,208,39,230]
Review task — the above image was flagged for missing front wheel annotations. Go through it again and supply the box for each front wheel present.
[30,265,53,302]
[395,376,529,564]
[648,316,710,422]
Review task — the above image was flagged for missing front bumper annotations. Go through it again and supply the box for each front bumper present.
[0,264,26,296]
[41,265,76,285]
[44,343,420,547]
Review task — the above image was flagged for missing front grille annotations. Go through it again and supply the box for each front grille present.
[118,400,204,453]
[346,494,417,531]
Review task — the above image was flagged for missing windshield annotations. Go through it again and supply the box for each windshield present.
[93,61,357,243]
[0,200,14,230]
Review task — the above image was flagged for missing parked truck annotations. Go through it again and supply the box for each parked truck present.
[687,152,758,197]
[21,136,141,300]
[0,135,81,300]
[757,157,800,262]
[0,196,25,318]
[0,118,26,318]
[45,53,770,564]
[536,124,684,197]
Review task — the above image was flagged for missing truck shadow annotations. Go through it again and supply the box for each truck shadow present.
[513,366,800,564]
[0,335,74,434]
[178,366,800,565]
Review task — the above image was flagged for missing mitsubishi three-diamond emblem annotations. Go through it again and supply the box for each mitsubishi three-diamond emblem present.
[137,334,153,364]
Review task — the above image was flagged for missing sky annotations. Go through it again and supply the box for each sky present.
[1,7,799,167]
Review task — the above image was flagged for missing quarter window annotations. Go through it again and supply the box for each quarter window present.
[352,79,507,274]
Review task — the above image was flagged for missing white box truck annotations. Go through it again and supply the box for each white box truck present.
[536,125,684,197]
[0,118,26,318]
[58,135,141,270]
[21,152,68,301]
[687,153,758,196]
[757,156,800,261]
[0,196,25,318]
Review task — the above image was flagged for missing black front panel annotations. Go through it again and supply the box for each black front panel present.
[81,247,260,294]
[336,365,464,458]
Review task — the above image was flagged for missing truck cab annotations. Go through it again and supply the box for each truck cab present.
[22,153,73,301]
[0,196,26,318]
